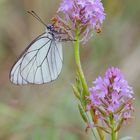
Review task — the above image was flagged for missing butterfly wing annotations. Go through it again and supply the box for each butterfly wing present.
[10,32,63,85]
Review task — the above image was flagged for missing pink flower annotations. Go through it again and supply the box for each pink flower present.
[87,67,134,129]
[58,0,106,43]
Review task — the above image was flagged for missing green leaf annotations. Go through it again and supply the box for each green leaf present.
[78,104,88,123]
[71,84,80,100]
[75,74,83,94]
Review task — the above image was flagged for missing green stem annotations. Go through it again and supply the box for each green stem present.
[74,27,89,96]
[74,27,105,140]
[110,116,117,140]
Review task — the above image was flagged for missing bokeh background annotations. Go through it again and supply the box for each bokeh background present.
[0,0,140,139]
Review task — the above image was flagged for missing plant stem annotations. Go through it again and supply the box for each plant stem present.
[74,27,105,140]
[74,27,89,96]
[110,116,117,140]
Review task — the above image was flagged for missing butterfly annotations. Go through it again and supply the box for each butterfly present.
[10,11,73,85]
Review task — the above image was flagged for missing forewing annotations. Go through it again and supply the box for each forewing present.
[10,32,63,85]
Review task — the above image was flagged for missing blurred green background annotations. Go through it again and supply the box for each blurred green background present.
[0,0,140,139]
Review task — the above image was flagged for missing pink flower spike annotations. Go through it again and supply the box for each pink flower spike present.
[87,67,134,129]
[58,0,106,43]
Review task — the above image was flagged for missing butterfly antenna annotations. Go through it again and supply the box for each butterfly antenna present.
[27,11,47,27]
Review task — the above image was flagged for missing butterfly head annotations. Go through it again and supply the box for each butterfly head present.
[47,24,54,31]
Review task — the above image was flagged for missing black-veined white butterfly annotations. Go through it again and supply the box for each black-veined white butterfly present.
[10,11,72,85]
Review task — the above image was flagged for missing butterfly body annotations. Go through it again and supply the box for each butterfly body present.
[10,25,63,85]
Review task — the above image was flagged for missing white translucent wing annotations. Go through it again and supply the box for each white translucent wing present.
[10,32,63,85]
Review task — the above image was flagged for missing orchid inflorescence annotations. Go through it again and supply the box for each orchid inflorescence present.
[57,0,106,43]
[87,67,134,134]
